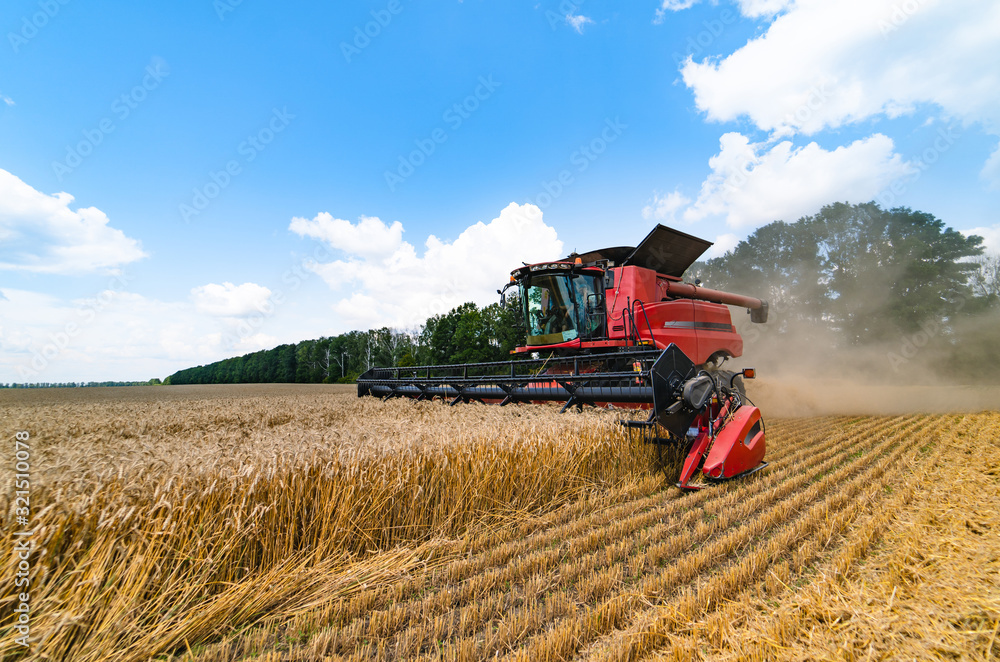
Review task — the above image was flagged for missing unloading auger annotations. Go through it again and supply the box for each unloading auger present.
[358,224,769,490]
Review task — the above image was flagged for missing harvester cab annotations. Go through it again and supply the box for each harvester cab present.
[358,224,770,490]
[508,224,767,362]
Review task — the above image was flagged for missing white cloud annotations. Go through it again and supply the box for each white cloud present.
[191,282,273,317]
[679,0,1000,177]
[982,146,1000,190]
[705,233,741,259]
[331,293,385,328]
[0,288,212,382]
[566,13,595,33]
[655,0,793,23]
[288,213,404,259]
[964,225,1000,255]
[736,0,796,18]
[0,282,314,383]
[295,202,563,329]
[0,168,147,274]
[234,333,279,352]
[642,190,692,222]
[681,132,911,228]
[1,93,13,106]
[655,0,698,24]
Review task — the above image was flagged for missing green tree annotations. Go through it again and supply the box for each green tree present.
[969,253,1000,307]
[689,202,983,345]
[691,218,828,332]
[818,203,981,343]
[483,292,524,360]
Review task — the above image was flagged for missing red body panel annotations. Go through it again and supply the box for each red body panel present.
[702,405,766,479]
[693,301,743,363]
[604,266,743,364]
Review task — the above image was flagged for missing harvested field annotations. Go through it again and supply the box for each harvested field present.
[1,385,998,661]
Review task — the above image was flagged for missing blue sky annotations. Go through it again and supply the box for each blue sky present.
[1,0,998,382]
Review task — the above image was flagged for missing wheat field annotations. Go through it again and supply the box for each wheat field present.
[1,385,998,661]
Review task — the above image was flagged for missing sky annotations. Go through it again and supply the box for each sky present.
[1,0,999,382]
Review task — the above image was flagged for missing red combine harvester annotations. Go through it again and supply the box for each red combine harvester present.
[358,225,770,489]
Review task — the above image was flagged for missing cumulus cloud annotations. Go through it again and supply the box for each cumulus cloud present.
[982,146,1000,190]
[566,13,595,33]
[680,132,911,228]
[645,0,1000,238]
[0,287,211,382]
[735,0,796,18]
[655,0,792,22]
[191,282,273,317]
[964,224,1000,255]
[642,190,692,223]
[0,168,147,274]
[234,333,279,352]
[654,0,698,24]
[0,281,311,382]
[292,203,563,329]
[288,213,404,259]
[705,233,741,259]
[679,0,1000,174]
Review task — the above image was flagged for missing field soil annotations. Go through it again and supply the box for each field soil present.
[1,385,997,661]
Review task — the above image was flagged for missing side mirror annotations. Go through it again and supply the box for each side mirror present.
[586,293,601,314]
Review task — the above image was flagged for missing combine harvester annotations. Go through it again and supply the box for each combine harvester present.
[358,225,770,489]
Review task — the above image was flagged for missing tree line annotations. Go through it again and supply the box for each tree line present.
[689,202,999,380]
[164,297,523,385]
[0,379,164,389]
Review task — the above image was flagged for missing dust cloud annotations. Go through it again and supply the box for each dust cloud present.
[746,379,1000,417]
[727,312,1000,417]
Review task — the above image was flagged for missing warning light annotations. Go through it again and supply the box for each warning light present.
[742,368,756,379]
[574,257,582,264]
